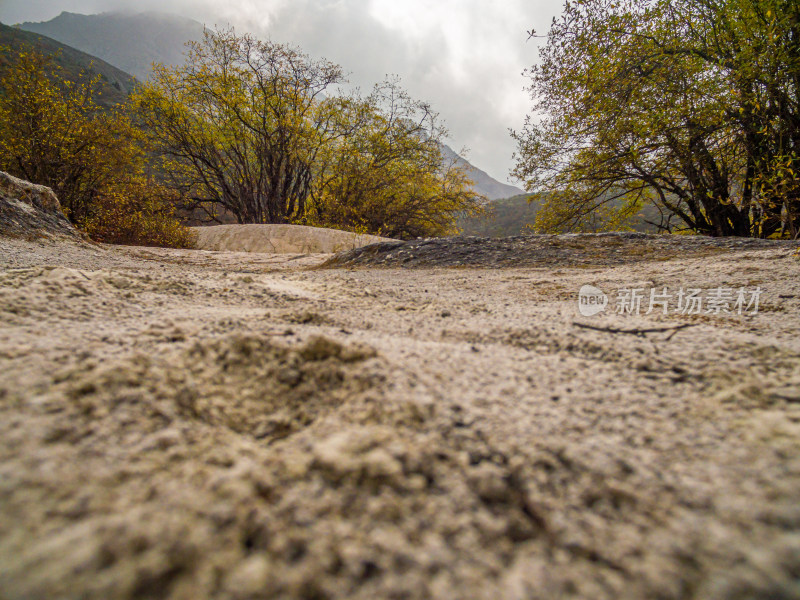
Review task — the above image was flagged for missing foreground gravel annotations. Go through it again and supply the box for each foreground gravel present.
[1,234,799,600]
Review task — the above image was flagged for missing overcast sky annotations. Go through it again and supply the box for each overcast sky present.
[0,0,563,183]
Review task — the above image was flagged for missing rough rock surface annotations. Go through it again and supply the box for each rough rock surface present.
[193,224,395,254]
[0,171,84,241]
[1,234,800,599]
[326,231,799,268]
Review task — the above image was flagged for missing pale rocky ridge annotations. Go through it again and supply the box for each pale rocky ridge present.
[192,224,395,254]
[0,170,84,241]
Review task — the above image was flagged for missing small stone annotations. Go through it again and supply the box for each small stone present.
[224,555,273,597]
[298,336,343,361]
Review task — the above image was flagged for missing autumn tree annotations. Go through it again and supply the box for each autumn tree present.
[513,0,800,238]
[0,47,138,223]
[136,28,479,237]
[134,28,346,225]
[0,46,191,247]
[306,80,480,238]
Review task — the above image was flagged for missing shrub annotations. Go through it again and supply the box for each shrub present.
[82,179,193,248]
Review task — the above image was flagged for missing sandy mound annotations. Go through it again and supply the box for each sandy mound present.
[193,224,395,254]
[0,171,84,241]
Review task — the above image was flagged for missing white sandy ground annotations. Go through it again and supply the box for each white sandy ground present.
[0,235,799,599]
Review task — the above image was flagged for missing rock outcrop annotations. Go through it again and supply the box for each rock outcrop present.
[192,224,395,254]
[0,171,83,240]
[325,231,800,268]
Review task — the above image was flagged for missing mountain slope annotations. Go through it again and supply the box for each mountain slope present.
[440,144,524,200]
[18,11,204,81]
[0,22,137,108]
[457,193,539,237]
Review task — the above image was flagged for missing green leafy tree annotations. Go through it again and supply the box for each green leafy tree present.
[513,0,800,238]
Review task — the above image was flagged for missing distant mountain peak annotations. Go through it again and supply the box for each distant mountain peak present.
[19,11,205,81]
[440,144,524,201]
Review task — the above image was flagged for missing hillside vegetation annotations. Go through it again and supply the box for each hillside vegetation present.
[456,193,662,238]
[457,194,539,237]
[0,22,136,108]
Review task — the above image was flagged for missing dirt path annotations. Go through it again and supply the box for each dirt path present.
[1,235,799,599]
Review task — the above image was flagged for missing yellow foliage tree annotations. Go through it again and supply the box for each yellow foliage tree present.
[135,28,480,238]
[513,0,800,238]
[133,28,345,225]
[0,47,135,222]
[306,80,480,239]
[0,46,190,247]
